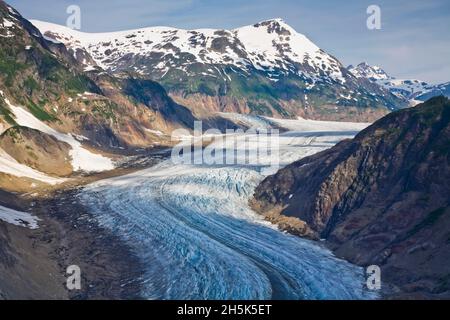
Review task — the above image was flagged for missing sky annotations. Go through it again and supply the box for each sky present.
[7,0,450,84]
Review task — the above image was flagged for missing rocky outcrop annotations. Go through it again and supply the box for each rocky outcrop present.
[0,126,72,176]
[33,18,407,122]
[251,96,450,298]
[348,62,450,103]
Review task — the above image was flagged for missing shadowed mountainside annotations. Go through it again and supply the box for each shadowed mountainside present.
[252,96,450,298]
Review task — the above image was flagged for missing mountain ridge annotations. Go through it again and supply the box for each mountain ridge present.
[32,19,406,121]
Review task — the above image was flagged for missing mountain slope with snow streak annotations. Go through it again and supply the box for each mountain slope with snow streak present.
[6,99,114,172]
[79,116,376,299]
[0,204,40,229]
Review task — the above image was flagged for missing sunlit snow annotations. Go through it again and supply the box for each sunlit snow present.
[7,100,114,172]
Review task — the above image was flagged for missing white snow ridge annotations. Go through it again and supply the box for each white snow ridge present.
[0,147,63,185]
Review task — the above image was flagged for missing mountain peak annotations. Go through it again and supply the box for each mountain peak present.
[33,18,326,77]
[348,62,390,80]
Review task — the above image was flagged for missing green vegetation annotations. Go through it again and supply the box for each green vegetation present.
[123,78,170,109]
[26,100,56,121]
[197,82,217,96]
[37,52,96,95]
[64,75,94,94]
[91,100,118,121]
[247,100,273,116]
[38,54,61,79]
[2,36,97,97]
[27,150,38,161]
[1,126,24,144]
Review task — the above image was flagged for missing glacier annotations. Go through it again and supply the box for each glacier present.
[79,117,376,300]
[0,204,40,229]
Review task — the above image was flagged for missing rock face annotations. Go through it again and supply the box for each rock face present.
[251,96,450,298]
[32,19,406,121]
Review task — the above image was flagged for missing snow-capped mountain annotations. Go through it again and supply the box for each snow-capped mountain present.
[32,19,405,120]
[32,19,345,83]
[347,62,389,81]
[414,81,450,101]
[348,62,450,103]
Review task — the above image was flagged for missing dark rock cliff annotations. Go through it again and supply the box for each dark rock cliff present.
[251,96,450,298]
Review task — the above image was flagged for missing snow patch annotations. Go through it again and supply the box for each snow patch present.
[80,115,376,299]
[83,65,96,72]
[145,128,164,136]
[1,18,15,28]
[0,204,40,229]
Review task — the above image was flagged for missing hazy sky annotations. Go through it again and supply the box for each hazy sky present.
[8,0,450,84]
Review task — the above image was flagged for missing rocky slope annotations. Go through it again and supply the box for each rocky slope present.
[415,82,450,101]
[348,62,450,103]
[0,186,146,299]
[32,19,406,121]
[251,96,450,298]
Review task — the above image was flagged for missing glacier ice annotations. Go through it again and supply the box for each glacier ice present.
[79,118,377,300]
